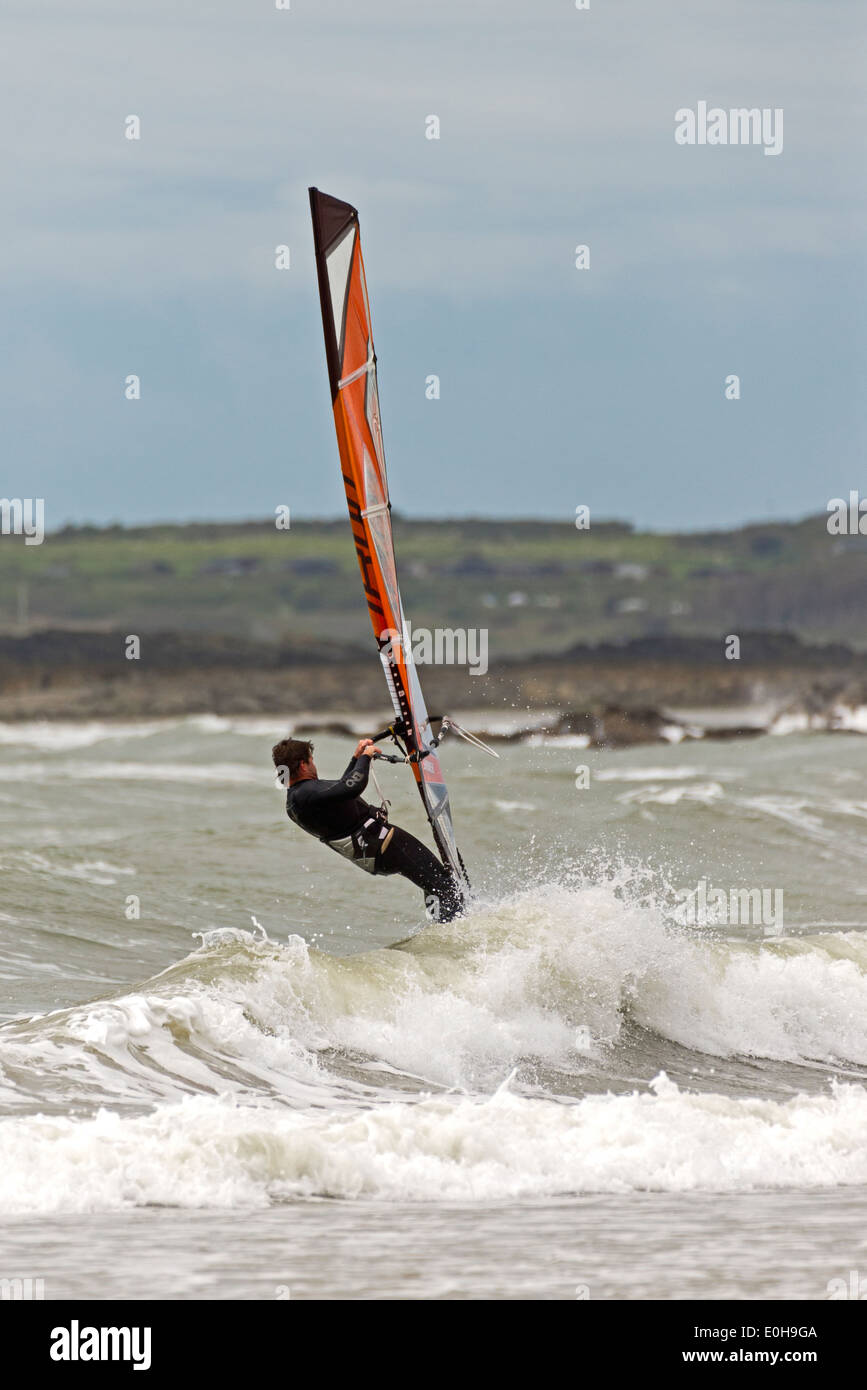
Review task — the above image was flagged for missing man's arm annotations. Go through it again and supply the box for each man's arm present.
[305,741,381,804]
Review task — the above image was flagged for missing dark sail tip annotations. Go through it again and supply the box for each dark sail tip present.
[309,188,358,256]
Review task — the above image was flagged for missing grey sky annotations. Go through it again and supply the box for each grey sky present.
[2,0,865,529]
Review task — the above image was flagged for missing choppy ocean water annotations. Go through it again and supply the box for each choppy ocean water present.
[1,715,866,1300]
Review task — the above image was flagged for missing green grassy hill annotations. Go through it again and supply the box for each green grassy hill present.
[0,513,863,657]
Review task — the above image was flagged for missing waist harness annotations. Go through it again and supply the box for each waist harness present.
[289,804,390,876]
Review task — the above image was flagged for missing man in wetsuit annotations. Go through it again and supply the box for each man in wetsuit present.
[272,736,464,923]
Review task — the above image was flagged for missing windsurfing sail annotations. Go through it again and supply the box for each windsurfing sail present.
[309,187,470,904]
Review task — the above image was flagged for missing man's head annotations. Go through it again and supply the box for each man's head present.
[272,737,316,786]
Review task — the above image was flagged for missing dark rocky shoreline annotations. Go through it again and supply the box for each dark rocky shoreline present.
[0,629,864,744]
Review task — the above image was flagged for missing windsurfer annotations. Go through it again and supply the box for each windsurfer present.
[272,736,464,922]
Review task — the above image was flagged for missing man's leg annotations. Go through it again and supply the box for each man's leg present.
[377,825,464,922]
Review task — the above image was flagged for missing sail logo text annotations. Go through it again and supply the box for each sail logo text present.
[675,102,783,156]
[50,1320,152,1371]
[380,624,488,676]
[674,878,783,933]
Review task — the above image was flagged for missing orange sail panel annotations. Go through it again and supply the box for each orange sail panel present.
[308,188,470,901]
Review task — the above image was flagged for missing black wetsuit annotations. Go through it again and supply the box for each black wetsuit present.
[285,754,463,922]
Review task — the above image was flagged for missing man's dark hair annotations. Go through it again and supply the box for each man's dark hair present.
[272,738,314,784]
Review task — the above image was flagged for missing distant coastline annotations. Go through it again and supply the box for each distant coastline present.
[3,514,863,742]
[1,628,865,745]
